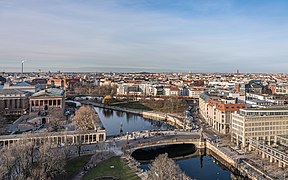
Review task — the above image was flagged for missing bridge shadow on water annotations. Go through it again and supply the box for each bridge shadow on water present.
[131,144,198,162]
[131,144,241,180]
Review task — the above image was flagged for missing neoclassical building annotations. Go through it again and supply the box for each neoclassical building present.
[0,89,30,116]
[30,88,65,113]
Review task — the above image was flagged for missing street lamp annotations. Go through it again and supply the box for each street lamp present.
[126,132,129,147]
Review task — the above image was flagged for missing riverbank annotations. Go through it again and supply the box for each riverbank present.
[205,140,274,180]
[81,100,191,130]
[83,102,268,179]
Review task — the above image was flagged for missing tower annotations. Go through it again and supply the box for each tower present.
[189,70,193,79]
[21,60,24,75]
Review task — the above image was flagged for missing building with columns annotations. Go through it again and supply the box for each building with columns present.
[0,129,106,149]
[0,89,30,116]
[30,88,65,113]
[232,108,288,147]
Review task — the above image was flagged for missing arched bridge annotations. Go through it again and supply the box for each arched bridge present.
[125,130,205,153]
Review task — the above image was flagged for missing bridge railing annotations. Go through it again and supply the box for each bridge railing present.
[128,137,201,150]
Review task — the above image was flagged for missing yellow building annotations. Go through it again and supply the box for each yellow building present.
[232,108,288,147]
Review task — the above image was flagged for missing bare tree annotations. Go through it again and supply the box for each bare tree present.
[0,116,8,135]
[74,84,117,97]
[0,140,66,180]
[31,142,66,179]
[49,110,66,132]
[147,153,190,180]
[73,106,98,131]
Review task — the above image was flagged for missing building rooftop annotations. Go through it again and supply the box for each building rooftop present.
[13,81,35,86]
[31,88,65,97]
[243,107,288,111]
[0,89,28,96]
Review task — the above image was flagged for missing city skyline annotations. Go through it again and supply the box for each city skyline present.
[1,0,288,73]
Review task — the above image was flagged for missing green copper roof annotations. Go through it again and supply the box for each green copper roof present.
[32,88,65,97]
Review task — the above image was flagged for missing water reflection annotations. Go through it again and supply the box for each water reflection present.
[133,144,231,180]
[102,109,114,118]
[115,111,124,117]
[95,106,235,180]
[94,107,173,136]
[132,144,197,161]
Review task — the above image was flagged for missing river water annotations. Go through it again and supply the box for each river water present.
[94,107,233,180]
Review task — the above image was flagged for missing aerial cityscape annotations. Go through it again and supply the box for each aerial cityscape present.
[1,0,288,180]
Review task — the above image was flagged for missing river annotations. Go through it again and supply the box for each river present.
[94,107,233,180]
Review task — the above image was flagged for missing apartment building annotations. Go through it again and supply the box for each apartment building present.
[188,88,206,98]
[47,78,80,90]
[199,92,245,134]
[275,84,288,95]
[232,108,288,147]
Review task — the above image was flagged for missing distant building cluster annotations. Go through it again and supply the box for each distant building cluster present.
[2,71,288,150]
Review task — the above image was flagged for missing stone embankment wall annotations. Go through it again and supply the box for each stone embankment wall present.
[206,141,261,180]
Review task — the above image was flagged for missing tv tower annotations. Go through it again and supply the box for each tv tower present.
[21,60,25,75]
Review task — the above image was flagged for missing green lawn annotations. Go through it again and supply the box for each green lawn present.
[83,156,140,180]
[64,155,92,179]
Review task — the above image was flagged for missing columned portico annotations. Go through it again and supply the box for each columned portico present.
[0,130,106,149]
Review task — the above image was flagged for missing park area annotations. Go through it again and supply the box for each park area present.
[64,155,93,179]
[64,155,140,180]
[83,156,140,180]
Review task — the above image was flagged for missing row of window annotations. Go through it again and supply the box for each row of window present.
[246,121,288,126]
[242,111,288,116]
[245,131,287,136]
[245,126,288,131]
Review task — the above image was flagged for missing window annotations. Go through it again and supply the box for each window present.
[14,99,17,108]
[19,99,22,108]
[4,100,7,108]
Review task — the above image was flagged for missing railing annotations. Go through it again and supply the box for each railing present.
[129,138,201,150]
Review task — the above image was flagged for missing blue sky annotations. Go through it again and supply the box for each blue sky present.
[1,0,288,72]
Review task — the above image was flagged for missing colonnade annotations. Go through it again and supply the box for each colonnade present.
[30,98,63,112]
[0,130,106,149]
[248,139,288,168]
